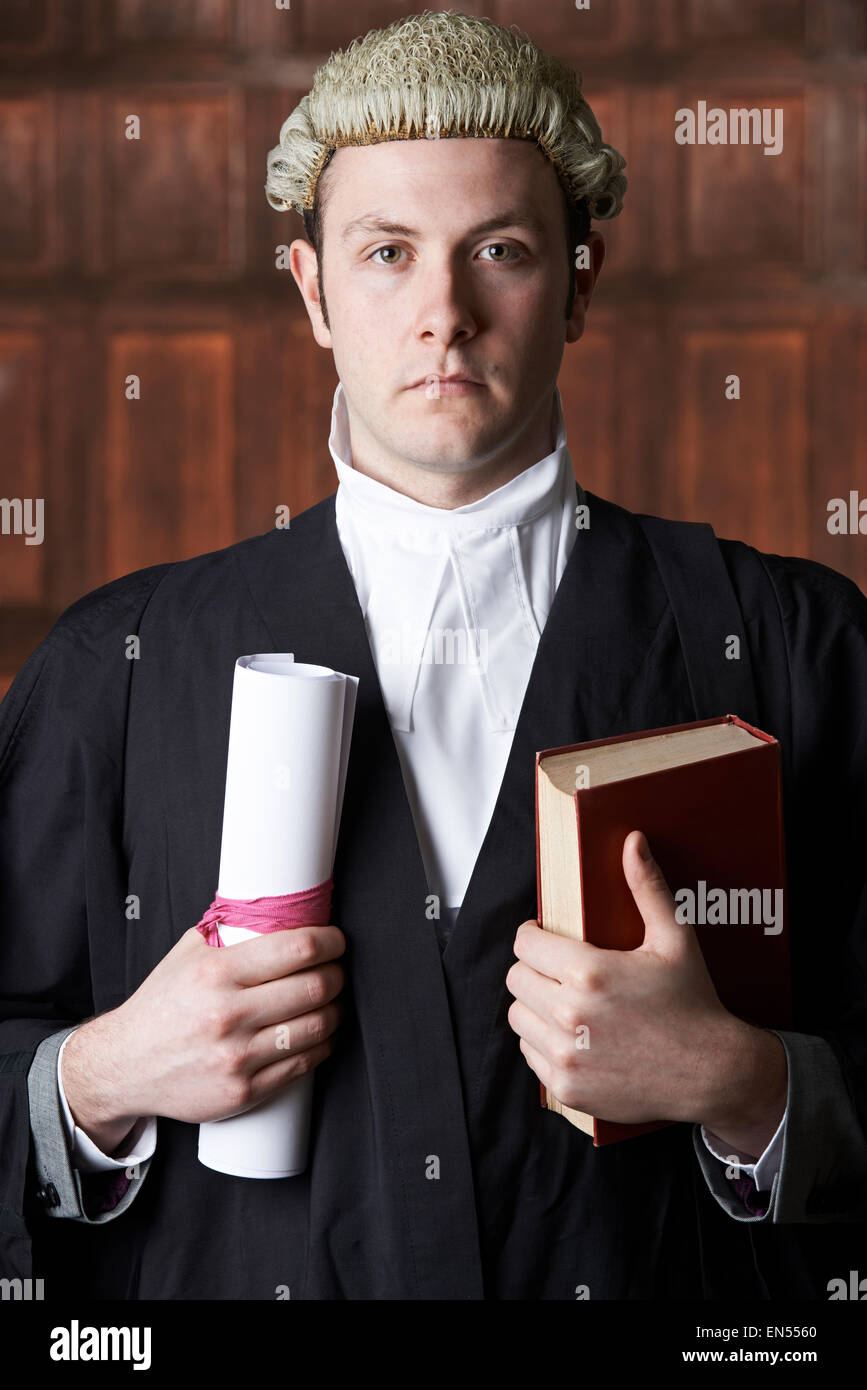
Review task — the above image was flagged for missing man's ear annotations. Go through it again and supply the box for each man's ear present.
[566,229,605,346]
[288,238,332,348]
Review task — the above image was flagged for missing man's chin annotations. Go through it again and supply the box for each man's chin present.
[393,395,509,467]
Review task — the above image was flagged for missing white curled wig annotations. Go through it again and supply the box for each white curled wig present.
[264,9,627,221]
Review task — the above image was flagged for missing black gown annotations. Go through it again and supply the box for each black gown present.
[1,487,865,1299]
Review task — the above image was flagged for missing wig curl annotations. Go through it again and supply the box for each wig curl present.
[264,9,627,221]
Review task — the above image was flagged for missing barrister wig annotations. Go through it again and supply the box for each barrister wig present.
[264,9,627,222]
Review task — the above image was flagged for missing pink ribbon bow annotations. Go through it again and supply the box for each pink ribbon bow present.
[194,876,334,947]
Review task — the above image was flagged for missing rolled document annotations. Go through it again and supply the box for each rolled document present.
[197,654,358,1179]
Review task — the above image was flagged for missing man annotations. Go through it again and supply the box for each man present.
[1,11,865,1300]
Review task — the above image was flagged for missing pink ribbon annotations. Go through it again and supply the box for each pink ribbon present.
[194,876,334,948]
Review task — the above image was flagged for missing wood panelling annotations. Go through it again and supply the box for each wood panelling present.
[559,326,617,500]
[857,84,867,273]
[110,0,233,47]
[244,87,306,276]
[495,0,630,55]
[0,0,865,689]
[677,328,809,556]
[300,2,444,55]
[0,97,57,274]
[0,0,55,50]
[0,332,45,603]
[104,331,234,579]
[105,91,241,275]
[682,0,807,45]
[677,90,806,268]
[808,310,867,580]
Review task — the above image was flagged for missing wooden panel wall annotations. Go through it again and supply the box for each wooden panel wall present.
[1,0,865,696]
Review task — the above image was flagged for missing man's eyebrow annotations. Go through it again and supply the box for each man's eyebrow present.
[339,209,550,245]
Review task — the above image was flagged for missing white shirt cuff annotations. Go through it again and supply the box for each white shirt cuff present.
[57,1029,157,1174]
[700,1103,787,1191]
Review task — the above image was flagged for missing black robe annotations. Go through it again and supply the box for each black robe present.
[1,488,865,1299]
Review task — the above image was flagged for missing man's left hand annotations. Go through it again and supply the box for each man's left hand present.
[506,829,787,1152]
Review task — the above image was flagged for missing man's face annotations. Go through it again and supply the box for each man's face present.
[290,137,602,489]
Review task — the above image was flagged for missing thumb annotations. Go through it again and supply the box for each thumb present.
[623,830,692,954]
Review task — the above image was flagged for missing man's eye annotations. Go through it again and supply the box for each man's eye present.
[370,246,404,264]
[479,243,520,262]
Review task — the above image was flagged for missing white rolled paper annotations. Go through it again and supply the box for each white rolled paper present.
[197,654,358,1179]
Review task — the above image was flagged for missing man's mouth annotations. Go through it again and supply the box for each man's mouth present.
[408,374,484,396]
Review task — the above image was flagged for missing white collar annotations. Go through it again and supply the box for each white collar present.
[329,379,579,732]
[328,379,572,538]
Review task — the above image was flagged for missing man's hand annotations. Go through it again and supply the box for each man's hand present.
[506,830,788,1155]
[62,924,345,1153]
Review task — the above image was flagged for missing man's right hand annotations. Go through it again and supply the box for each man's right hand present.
[61,924,345,1154]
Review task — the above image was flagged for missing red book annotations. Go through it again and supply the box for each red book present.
[534,714,792,1146]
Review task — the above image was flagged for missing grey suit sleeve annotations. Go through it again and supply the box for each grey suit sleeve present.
[693,1028,867,1224]
[26,1026,153,1223]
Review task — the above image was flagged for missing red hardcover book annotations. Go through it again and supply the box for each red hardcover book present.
[534,713,792,1145]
